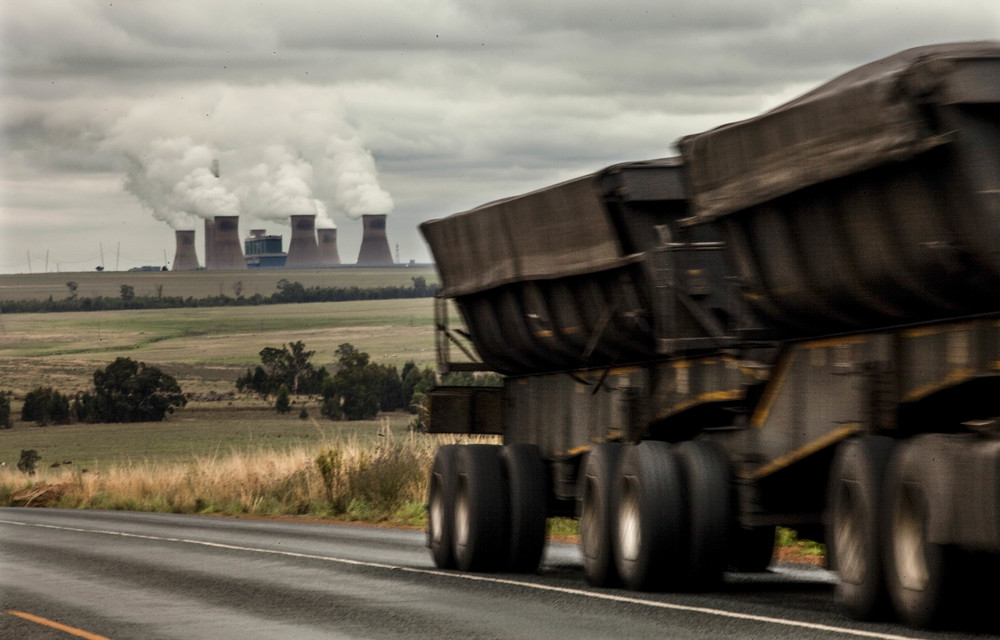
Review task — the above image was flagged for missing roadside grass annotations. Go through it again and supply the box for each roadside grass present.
[0,407,418,471]
[0,420,497,527]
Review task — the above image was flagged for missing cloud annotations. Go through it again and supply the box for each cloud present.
[1,0,998,272]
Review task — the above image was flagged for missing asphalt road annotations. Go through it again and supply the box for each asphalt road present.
[0,509,994,639]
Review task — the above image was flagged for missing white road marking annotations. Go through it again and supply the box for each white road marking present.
[2,519,925,640]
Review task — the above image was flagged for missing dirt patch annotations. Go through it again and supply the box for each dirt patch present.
[11,483,69,507]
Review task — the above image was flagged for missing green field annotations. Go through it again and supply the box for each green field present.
[0,405,418,471]
[0,298,447,396]
[0,266,437,302]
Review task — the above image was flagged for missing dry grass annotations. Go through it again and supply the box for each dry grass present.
[1,426,497,527]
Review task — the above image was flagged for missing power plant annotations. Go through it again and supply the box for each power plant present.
[172,212,395,269]
[317,228,341,265]
[355,214,393,266]
[285,214,320,267]
[209,215,247,270]
[172,230,200,270]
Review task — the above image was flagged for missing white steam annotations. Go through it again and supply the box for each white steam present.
[104,86,393,231]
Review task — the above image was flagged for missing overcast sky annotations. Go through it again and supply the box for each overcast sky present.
[1,1,997,274]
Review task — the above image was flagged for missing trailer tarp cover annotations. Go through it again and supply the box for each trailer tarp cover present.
[422,174,627,298]
[679,41,1000,221]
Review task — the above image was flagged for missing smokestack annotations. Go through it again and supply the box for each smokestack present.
[356,214,393,265]
[204,218,216,270]
[172,230,200,270]
[286,214,320,267]
[211,215,247,270]
[317,228,341,265]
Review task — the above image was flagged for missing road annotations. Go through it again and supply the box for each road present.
[0,509,993,639]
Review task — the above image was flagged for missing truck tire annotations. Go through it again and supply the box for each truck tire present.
[579,442,624,587]
[728,526,775,573]
[454,444,509,572]
[614,441,685,591]
[427,444,459,569]
[675,440,731,590]
[882,441,952,629]
[501,444,548,573]
[827,435,894,620]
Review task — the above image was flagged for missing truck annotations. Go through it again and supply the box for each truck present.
[417,42,1000,629]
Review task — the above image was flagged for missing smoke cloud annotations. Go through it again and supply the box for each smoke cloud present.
[102,85,394,231]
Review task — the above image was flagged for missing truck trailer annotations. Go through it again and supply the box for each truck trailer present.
[418,42,1000,629]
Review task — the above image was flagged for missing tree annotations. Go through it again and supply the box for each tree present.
[411,276,429,297]
[21,386,70,426]
[0,391,11,429]
[120,284,135,304]
[239,341,322,396]
[321,344,382,420]
[65,281,79,300]
[82,357,186,422]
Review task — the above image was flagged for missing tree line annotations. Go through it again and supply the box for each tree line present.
[238,341,500,422]
[4,341,498,431]
[0,277,438,314]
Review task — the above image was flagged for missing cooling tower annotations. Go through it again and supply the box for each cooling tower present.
[286,215,320,267]
[317,228,341,265]
[355,214,393,265]
[211,215,247,270]
[172,230,200,271]
[204,218,216,270]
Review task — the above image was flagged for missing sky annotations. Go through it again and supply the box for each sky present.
[1,1,997,274]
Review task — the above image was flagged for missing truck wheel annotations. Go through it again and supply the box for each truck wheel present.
[501,444,548,573]
[827,435,894,620]
[454,444,509,572]
[614,441,685,591]
[675,440,731,590]
[882,442,952,629]
[428,445,459,569]
[579,443,624,587]
[728,525,775,572]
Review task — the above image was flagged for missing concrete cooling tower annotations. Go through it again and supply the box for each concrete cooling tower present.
[172,230,200,271]
[211,216,247,270]
[355,214,393,265]
[285,215,320,267]
[204,218,216,270]
[317,228,341,265]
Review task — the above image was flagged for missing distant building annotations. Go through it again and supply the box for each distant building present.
[245,230,287,268]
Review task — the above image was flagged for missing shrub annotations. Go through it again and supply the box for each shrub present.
[315,442,427,517]
[275,385,291,414]
[17,449,41,476]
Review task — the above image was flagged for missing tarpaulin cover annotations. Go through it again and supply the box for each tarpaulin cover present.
[679,41,1000,221]
[422,159,686,298]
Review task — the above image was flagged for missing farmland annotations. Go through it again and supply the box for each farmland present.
[0,268,458,467]
[0,265,437,302]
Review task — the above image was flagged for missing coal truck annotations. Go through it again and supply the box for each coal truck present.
[418,42,1000,629]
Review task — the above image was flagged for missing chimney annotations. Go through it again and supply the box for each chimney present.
[204,218,216,270]
[211,215,247,270]
[172,230,200,270]
[356,214,393,265]
[317,228,341,265]
[286,214,320,267]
